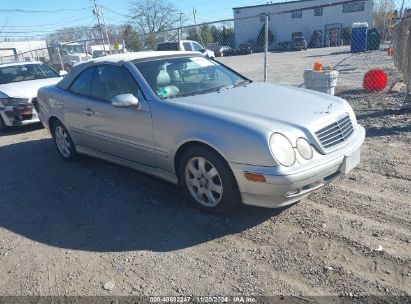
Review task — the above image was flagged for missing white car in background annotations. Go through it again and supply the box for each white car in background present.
[157,40,215,59]
[0,61,61,131]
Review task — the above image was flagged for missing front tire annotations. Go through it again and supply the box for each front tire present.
[179,146,241,213]
[52,121,77,161]
[0,115,9,132]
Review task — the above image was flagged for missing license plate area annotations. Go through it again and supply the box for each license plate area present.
[341,149,361,174]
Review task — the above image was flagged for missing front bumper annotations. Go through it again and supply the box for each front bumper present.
[0,104,40,127]
[229,125,365,208]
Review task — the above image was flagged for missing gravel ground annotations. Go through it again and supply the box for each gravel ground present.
[0,89,410,299]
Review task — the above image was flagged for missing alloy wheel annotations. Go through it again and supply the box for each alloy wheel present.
[54,125,71,158]
[184,157,223,207]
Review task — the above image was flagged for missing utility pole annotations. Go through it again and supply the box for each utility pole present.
[264,13,269,83]
[192,7,203,45]
[192,7,197,27]
[178,12,184,43]
[92,0,106,52]
[100,8,112,54]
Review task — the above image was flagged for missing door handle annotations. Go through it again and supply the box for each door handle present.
[82,108,94,116]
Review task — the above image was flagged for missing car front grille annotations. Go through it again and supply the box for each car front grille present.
[315,114,354,149]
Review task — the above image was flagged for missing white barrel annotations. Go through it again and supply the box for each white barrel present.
[303,69,339,95]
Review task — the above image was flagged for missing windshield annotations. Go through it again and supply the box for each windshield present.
[62,45,84,54]
[93,50,107,57]
[135,56,249,99]
[156,42,179,51]
[0,64,59,85]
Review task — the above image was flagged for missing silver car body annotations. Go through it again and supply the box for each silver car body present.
[0,61,61,127]
[37,51,365,208]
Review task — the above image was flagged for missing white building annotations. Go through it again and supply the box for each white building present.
[0,40,49,62]
[233,0,373,48]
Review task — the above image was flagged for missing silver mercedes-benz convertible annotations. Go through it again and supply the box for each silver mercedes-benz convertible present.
[37,51,365,213]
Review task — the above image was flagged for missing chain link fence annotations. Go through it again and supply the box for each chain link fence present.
[1,0,410,95]
[393,12,411,95]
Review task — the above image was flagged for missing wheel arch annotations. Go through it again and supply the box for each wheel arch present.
[174,140,233,184]
[48,116,60,132]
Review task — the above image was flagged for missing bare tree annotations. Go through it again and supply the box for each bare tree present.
[47,25,126,44]
[373,0,397,40]
[129,0,181,34]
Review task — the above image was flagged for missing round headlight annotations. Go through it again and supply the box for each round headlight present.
[269,133,296,167]
[296,138,313,160]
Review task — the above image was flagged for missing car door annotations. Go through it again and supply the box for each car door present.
[81,64,156,167]
[64,66,96,147]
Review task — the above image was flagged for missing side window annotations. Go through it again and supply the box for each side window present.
[91,65,139,101]
[192,42,204,51]
[69,67,95,96]
[183,42,193,51]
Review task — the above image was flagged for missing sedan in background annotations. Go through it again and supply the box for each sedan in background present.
[0,61,61,131]
[292,37,308,51]
[210,46,233,57]
[37,52,365,213]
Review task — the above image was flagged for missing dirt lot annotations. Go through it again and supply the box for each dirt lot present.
[0,89,410,299]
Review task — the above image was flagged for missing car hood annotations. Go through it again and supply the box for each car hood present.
[0,77,61,99]
[173,82,352,135]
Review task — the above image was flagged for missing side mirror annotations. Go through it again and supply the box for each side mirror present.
[59,70,68,77]
[111,94,139,108]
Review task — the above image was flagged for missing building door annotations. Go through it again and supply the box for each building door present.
[329,28,340,46]
[325,23,342,47]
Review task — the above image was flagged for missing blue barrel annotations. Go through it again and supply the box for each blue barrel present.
[351,23,368,53]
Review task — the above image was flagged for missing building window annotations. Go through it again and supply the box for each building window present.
[343,2,365,13]
[314,7,323,16]
[291,10,302,18]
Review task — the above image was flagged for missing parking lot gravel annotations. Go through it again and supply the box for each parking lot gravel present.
[0,88,410,298]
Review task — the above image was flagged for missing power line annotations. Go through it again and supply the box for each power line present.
[0,7,93,13]
[102,6,128,18]
[0,19,99,38]
[0,16,93,28]
[0,19,96,33]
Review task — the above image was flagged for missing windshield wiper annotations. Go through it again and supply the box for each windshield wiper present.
[176,87,223,98]
[217,84,235,91]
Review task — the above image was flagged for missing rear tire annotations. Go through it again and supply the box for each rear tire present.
[179,146,241,213]
[51,120,77,161]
